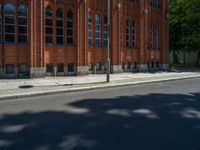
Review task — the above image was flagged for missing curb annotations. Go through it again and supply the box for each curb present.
[0,75,200,101]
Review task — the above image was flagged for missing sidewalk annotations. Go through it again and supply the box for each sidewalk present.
[0,71,200,100]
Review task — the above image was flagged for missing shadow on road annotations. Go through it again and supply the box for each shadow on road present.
[0,92,200,150]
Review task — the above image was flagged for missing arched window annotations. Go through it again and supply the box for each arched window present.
[103,16,108,48]
[45,6,53,44]
[56,8,64,45]
[95,14,101,47]
[4,2,15,43]
[150,0,154,7]
[88,11,92,47]
[155,24,159,49]
[151,0,159,8]
[126,19,131,48]
[150,24,154,49]
[132,20,137,48]
[154,0,159,8]
[18,4,28,43]
[120,17,123,47]
[67,9,74,45]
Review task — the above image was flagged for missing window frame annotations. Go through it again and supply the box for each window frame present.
[45,6,53,45]
[4,2,16,43]
[18,4,28,44]
[95,13,101,48]
[132,20,137,48]
[88,11,93,48]
[66,9,74,46]
[56,7,64,45]
[126,19,131,48]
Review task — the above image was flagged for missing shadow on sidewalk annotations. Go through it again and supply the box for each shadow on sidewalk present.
[0,92,200,150]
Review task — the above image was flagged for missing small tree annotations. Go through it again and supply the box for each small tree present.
[169,0,200,66]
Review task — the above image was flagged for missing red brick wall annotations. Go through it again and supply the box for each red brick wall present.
[0,0,169,77]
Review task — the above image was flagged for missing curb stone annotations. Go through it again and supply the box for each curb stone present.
[0,75,200,101]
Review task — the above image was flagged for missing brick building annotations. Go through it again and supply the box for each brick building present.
[0,0,169,78]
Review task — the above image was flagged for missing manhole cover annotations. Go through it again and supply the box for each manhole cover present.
[62,84,74,86]
[19,85,34,89]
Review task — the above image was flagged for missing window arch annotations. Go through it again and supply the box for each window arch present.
[18,4,28,43]
[95,13,101,47]
[4,2,16,43]
[150,24,154,49]
[45,6,53,44]
[88,11,92,47]
[103,16,108,48]
[155,24,159,49]
[56,8,64,44]
[126,19,131,48]
[67,9,74,45]
[132,20,137,48]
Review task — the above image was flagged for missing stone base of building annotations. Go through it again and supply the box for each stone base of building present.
[30,67,46,78]
[77,66,90,75]
[162,64,170,71]
[112,65,124,73]
[0,68,3,78]
[138,64,149,72]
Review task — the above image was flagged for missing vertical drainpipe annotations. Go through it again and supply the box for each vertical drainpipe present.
[41,0,44,70]
[85,0,87,68]
[118,0,121,66]
[34,0,36,71]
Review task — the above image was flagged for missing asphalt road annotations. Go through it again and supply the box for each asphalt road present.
[0,78,200,150]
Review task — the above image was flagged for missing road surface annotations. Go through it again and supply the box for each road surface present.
[0,78,200,150]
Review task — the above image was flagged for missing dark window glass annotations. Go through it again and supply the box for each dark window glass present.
[56,8,64,45]
[18,4,28,43]
[45,7,53,17]
[46,64,53,73]
[45,6,53,44]
[88,12,92,47]
[95,14,101,47]
[18,17,27,25]
[4,3,15,14]
[68,63,74,72]
[126,19,130,48]
[18,26,27,34]
[5,15,15,24]
[46,27,53,35]
[150,24,154,48]
[103,16,108,48]
[18,4,27,16]
[6,64,14,74]
[56,8,64,18]
[19,64,27,73]
[58,63,64,72]
[45,36,53,44]
[18,35,27,43]
[67,10,74,45]
[4,3,15,43]
[132,20,137,48]
[96,63,101,71]
[5,25,15,33]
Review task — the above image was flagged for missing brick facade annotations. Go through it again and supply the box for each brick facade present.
[0,0,169,78]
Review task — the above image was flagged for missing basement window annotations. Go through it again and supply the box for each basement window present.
[6,64,14,74]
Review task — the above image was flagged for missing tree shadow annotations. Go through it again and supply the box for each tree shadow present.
[0,92,200,150]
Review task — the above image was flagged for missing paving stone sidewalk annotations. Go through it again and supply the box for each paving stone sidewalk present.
[0,71,200,100]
